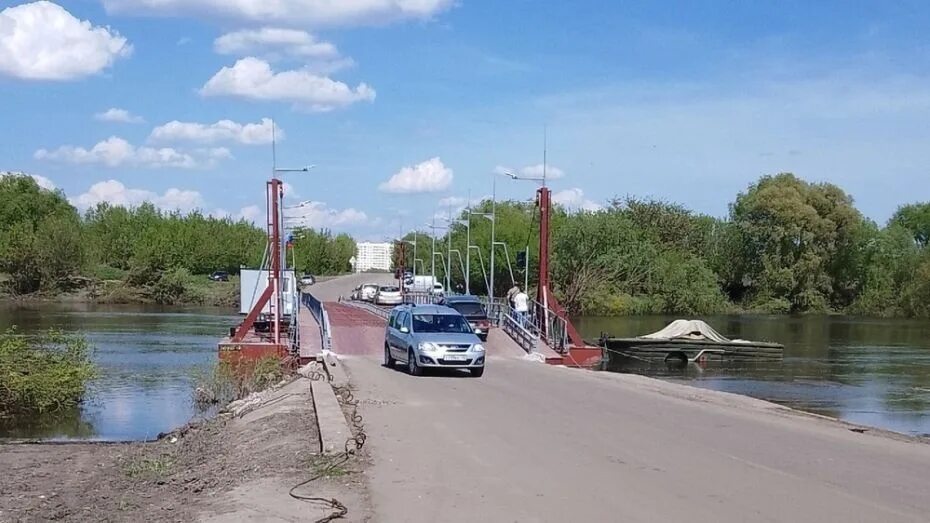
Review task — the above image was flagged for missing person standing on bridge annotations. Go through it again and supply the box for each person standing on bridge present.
[513,287,529,327]
[506,284,520,311]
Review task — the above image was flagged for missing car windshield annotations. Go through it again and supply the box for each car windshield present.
[448,302,485,316]
[380,286,399,292]
[412,314,473,334]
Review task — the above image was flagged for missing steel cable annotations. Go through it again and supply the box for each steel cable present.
[289,365,367,522]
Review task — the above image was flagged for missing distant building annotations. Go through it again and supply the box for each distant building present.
[355,242,393,272]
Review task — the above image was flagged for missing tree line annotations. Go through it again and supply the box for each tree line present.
[0,175,356,301]
[405,173,930,318]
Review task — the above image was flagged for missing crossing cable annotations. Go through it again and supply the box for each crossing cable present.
[288,364,367,523]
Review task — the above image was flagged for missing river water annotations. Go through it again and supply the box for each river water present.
[576,314,930,437]
[0,302,235,441]
[4,304,930,439]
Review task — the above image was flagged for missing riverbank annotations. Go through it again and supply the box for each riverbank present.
[0,275,239,308]
[0,377,370,522]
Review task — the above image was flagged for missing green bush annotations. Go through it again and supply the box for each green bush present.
[194,356,287,408]
[0,328,97,416]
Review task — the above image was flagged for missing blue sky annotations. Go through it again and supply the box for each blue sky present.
[2,1,930,240]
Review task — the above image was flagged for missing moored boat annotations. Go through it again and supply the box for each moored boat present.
[599,319,784,365]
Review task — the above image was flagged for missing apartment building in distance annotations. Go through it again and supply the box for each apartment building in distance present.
[355,242,393,272]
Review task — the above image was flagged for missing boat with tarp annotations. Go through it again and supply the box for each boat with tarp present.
[598,319,784,365]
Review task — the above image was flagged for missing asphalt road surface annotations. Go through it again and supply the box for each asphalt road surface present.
[321,275,930,522]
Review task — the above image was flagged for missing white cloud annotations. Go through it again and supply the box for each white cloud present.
[283,201,368,228]
[495,164,565,180]
[95,108,145,124]
[281,181,299,199]
[0,1,131,81]
[1,170,56,190]
[521,164,565,179]
[380,157,453,194]
[34,136,229,169]
[215,28,337,59]
[552,188,602,212]
[200,57,375,112]
[71,180,204,211]
[102,0,454,27]
[149,117,280,145]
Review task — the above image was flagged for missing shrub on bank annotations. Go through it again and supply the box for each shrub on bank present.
[193,356,288,409]
[0,328,97,416]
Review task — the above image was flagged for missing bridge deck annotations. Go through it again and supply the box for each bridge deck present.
[297,307,323,360]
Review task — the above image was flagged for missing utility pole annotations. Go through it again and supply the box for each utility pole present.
[465,197,472,295]
[490,176,496,303]
[446,206,452,293]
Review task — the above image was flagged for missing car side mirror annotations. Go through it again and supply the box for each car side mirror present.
[400,326,410,334]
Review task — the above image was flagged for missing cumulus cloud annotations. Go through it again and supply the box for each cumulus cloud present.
[70,180,204,211]
[95,108,145,123]
[380,157,453,194]
[200,57,375,111]
[552,188,602,212]
[495,163,565,180]
[34,136,230,169]
[521,163,565,179]
[0,170,56,190]
[283,200,368,228]
[0,1,131,81]
[101,0,454,27]
[211,205,264,223]
[149,117,280,145]
[215,28,337,59]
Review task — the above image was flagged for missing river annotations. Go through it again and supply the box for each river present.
[0,302,235,441]
[576,314,930,437]
[4,304,930,440]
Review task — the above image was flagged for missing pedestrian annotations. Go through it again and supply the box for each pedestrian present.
[506,284,520,312]
[513,288,529,327]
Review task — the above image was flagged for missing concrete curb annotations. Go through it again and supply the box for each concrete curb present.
[310,376,351,455]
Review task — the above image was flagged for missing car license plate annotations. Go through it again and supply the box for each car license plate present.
[444,354,468,361]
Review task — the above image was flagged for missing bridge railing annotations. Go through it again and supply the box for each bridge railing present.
[342,299,391,320]
[302,291,332,351]
[501,313,538,354]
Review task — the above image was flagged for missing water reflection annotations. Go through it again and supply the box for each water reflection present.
[0,303,236,441]
[576,315,930,436]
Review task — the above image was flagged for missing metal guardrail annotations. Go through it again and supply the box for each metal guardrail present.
[501,313,538,354]
[342,299,391,320]
[302,291,332,351]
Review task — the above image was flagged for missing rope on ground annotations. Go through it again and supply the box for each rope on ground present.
[289,362,367,523]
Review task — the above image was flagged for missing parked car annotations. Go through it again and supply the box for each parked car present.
[360,283,379,302]
[350,285,361,300]
[209,271,229,282]
[441,295,490,341]
[430,283,445,298]
[299,274,316,286]
[375,285,403,306]
[384,304,485,377]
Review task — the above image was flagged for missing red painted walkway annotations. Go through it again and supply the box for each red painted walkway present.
[326,302,386,356]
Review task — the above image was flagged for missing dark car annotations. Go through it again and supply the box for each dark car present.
[441,295,490,341]
[209,271,229,282]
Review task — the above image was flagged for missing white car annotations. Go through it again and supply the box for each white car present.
[375,285,403,306]
[360,284,379,302]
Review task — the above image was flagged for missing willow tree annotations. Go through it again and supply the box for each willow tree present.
[730,173,865,312]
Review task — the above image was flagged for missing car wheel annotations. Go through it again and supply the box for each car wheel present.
[407,348,422,376]
[384,344,396,368]
[470,366,485,378]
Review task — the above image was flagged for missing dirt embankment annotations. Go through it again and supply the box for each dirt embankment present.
[0,378,371,523]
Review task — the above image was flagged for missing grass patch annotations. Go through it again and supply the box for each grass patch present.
[0,328,97,417]
[122,452,175,480]
[193,355,289,409]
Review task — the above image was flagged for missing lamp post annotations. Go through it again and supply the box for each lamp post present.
[425,219,447,289]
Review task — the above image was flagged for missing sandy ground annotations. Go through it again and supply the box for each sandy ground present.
[0,378,371,523]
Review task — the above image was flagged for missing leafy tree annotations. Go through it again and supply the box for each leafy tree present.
[729,173,865,312]
[890,203,930,247]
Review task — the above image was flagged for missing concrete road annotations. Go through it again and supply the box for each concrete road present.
[348,356,930,522]
[309,272,396,302]
[318,275,930,522]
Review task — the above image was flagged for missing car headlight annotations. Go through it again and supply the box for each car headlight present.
[473,344,485,352]
[418,342,437,352]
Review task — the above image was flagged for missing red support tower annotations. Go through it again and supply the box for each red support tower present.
[220,178,288,362]
[535,186,604,368]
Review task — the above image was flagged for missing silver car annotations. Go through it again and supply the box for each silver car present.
[384,304,485,377]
